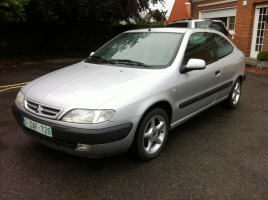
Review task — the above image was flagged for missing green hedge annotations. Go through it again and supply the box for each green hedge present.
[0,23,164,59]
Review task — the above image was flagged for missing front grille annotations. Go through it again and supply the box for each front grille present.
[25,99,63,119]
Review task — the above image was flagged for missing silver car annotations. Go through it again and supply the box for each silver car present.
[13,28,246,160]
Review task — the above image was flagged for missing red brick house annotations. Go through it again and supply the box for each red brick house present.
[168,0,191,23]
[191,0,268,58]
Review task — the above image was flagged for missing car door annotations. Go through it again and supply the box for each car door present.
[211,33,238,101]
[173,32,223,122]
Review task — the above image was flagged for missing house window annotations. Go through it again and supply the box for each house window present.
[228,16,235,30]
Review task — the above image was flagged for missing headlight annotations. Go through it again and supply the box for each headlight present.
[15,91,25,108]
[61,109,115,124]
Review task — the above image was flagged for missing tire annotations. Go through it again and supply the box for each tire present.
[131,108,169,160]
[222,78,241,109]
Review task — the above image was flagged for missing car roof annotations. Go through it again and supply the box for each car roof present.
[170,19,223,23]
[125,28,190,34]
[124,27,223,34]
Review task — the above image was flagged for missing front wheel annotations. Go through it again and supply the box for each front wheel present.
[222,78,241,109]
[131,108,169,160]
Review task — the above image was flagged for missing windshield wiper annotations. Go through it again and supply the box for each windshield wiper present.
[86,55,114,64]
[110,59,152,68]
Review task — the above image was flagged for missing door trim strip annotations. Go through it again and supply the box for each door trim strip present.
[179,81,233,109]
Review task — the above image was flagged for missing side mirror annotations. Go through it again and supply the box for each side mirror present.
[186,59,206,69]
[90,52,95,57]
[180,59,206,73]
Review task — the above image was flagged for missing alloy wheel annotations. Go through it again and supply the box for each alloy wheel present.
[143,115,166,154]
[232,81,241,105]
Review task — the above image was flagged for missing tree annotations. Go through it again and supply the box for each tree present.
[0,0,29,23]
[26,0,164,24]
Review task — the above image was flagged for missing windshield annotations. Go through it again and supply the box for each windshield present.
[87,32,182,68]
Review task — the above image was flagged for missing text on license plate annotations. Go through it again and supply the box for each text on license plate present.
[22,116,52,137]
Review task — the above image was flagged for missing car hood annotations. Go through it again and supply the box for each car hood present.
[24,61,164,110]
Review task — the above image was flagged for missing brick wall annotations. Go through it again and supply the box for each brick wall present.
[168,0,191,23]
[193,0,268,57]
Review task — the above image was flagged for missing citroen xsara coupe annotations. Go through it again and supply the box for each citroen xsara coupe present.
[13,28,246,160]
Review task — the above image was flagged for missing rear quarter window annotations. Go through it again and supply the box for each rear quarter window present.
[195,22,227,35]
[212,33,234,58]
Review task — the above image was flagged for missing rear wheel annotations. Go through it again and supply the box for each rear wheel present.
[131,108,169,160]
[222,78,241,109]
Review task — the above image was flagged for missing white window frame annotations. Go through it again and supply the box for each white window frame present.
[226,16,236,33]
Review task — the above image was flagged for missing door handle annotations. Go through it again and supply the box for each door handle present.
[215,70,221,78]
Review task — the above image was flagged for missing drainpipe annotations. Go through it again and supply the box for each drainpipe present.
[188,0,193,18]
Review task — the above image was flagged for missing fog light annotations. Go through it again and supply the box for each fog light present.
[75,143,92,151]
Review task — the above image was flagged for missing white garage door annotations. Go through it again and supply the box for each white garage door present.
[200,7,237,19]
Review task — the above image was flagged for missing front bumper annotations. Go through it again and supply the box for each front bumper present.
[12,104,135,157]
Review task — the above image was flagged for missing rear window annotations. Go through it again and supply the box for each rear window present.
[166,22,188,28]
[195,22,227,35]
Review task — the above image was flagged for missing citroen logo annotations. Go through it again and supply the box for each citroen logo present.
[36,105,42,114]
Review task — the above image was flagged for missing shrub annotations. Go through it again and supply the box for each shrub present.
[257,51,268,61]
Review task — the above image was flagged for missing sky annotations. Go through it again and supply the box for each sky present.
[149,0,176,16]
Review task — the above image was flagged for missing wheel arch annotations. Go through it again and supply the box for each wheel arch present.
[130,100,173,157]
[238,75,243,85]
[136,100,173,131]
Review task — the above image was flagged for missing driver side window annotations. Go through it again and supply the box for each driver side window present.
[184,32,217,65]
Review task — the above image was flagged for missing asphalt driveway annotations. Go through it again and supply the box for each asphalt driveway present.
[1,59,268,199]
